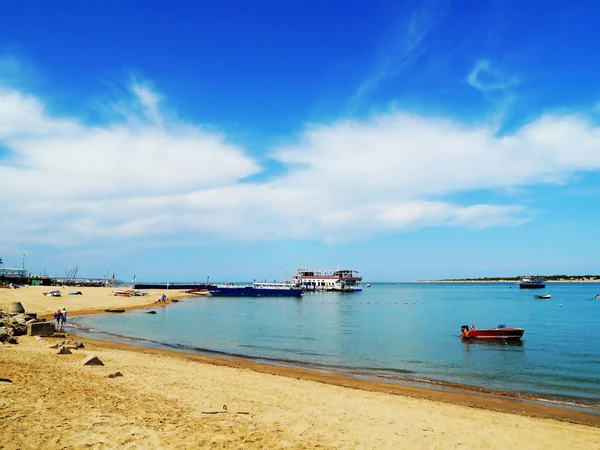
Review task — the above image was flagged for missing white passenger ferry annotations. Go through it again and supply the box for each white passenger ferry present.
[291,268,363,292]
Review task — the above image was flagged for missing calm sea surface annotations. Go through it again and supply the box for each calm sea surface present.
[71,282,600,409]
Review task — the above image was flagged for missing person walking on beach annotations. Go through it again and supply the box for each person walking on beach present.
[54,310,61,330]
[61,308,67,330]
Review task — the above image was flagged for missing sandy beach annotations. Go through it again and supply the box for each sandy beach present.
[2,286,600,449]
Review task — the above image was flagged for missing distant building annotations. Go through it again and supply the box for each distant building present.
[0,267,28,278]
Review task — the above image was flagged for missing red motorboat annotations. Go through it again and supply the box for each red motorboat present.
[460,324,524,340]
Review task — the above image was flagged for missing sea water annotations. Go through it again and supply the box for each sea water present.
[71,282,600,410]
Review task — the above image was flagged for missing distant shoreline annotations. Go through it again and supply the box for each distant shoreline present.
[415,279,600,283]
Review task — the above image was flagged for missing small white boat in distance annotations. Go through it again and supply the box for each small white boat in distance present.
[534,294,551,299]
[365,283,372,287]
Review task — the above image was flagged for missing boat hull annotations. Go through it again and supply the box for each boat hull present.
[519,283,545,289]
[461,328,524,340]
[207,286,303,297]
[134,283,212,290]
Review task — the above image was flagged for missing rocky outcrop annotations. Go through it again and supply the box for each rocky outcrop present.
[1,309,47,343]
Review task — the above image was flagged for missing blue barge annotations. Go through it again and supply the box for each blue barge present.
[208,282,303,297]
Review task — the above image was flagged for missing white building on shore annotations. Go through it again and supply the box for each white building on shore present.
[0,267,29,278]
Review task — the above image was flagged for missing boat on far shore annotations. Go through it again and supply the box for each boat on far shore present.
[534,294,551,299]
[519,276,546,289]
[460,324,524,340]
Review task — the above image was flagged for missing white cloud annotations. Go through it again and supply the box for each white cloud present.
[467,60,520,92]
[2,80,600,249]
[0,86,260,201]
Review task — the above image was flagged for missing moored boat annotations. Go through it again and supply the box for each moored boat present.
[519,276,545,289]
[460,324,524,340]
[534,294,551,299]
[207,282,303,297]
[292,268,363,292]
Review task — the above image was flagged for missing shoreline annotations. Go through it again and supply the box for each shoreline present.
[67,314,600,418]
[415,280,600,283]
[68,328,600,427]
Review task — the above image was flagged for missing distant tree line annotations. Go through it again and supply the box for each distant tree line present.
[441,274,600,281]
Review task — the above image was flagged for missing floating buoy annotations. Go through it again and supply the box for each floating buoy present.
[559,304,562,307]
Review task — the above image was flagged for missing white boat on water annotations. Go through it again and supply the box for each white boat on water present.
[292,268,363,292]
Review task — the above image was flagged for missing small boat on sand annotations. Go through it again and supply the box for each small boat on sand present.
[113,290,132,297]
[460,324,524,340]
[43,290,61,297]
[534,294,551,299]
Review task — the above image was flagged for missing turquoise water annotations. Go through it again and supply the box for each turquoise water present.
[71,282,600,409]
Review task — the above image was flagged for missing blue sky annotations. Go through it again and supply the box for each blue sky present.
[1,0,600,282]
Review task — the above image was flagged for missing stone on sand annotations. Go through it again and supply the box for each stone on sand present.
[83,355,104,366]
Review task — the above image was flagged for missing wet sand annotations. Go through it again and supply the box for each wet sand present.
[1,286,600,448]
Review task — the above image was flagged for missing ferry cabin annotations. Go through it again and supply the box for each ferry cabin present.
[292,269,362,291]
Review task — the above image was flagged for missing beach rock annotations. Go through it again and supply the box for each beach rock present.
[26,321,56,337]
[146,311,157,314]
[107,372,123,378]
[0,320,5,328]
[7,336,18,344]
[8,302,25,314]
[64,341,85,349]
[0,327,14,343]
[83,355,104,366]
[9,314,26,324]
[0,378,12,383]
[171,299,179,302]
[57,346,72,355]
[105,309,126,313]
[12,323,27,336]
[50,333,66,338]
[48,343,60,349]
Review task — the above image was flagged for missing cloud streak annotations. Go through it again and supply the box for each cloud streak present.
[467,59,520,92]
[349,2,448,109]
